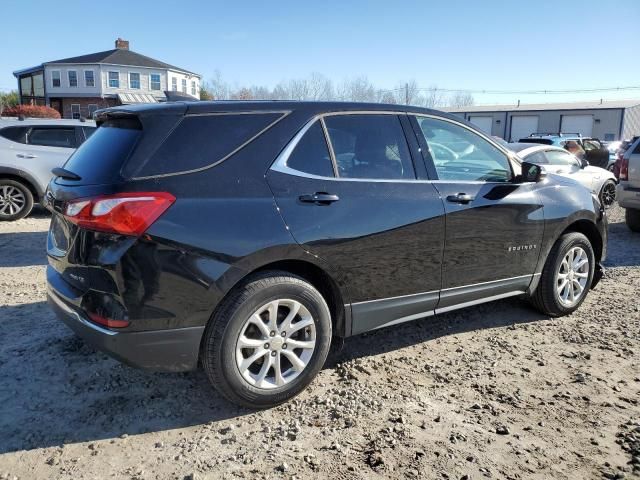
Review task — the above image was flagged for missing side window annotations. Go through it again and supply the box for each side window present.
[582,140,601,151]
[324,114,415,180]
[82,127,97,141]
[544,150,579,166]
[28,128,77,148]
[523,151,548,164]
[0,127,28,144]
[416,116,512,182]
[136,113,284,177]
[286,122,335,177]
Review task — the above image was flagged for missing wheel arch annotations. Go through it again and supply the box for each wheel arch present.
[561,219,603,262]
[0,168,43,202]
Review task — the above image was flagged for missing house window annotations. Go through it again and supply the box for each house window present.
[191,80,196,96]
[129,72,140,89]
[181,78,187,93]
[108,71,119,88]
[171,77,177,91]
[88,104,98,117]
[84,70,95,87]
[150,73,161,91]
[51,71,61,88]
[71,104,81,119]
[68,70,78,87]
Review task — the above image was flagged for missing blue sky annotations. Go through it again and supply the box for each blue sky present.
[2,0,639,104]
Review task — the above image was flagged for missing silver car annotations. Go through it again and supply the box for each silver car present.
[617,136,640,231]
[0,118,95,220]
[508,143,617,208]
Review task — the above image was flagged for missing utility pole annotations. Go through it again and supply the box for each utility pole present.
[405,83,409,105]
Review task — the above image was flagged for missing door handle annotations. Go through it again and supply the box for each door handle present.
[299,193,340,205]
[446,193,474,204]
[16,154,37,159]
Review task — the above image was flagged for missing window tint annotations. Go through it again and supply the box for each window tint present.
[417,116,512,182]
[324,115,414,180]
[61,120,141,185]
[544,150,579,166]
[138,113,283,177]
[286,122,334,177]
[28,128,76,148]
[0,127,28,144]
[523,151,548,164]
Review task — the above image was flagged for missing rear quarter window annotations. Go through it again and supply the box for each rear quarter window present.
[0,126,28,144]
[134,112,285,178]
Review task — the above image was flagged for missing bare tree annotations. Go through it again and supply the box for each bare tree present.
[448,91,475,108]
[337,76,377,102]
[423,85,447,108]
[206,70,230,100]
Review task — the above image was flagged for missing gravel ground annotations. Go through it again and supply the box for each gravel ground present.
[0,205,638,480]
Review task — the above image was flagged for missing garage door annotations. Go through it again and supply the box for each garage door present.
[560,115,593,137]
[469,116,493,135]
[510,116,539,142]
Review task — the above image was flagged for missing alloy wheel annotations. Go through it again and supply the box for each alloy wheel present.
[235,299,316,389]
[0,185,26,216]
[556,246,589,307]
[600,182,616,208]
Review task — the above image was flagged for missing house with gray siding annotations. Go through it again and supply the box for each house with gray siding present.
[445,100,640,142]
[13,38,201,119]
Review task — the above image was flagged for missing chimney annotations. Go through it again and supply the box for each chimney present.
[115,38,129,50]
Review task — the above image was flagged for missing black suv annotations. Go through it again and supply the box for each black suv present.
[45,101,607,407]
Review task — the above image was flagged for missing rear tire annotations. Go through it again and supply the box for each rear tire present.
[530,232,595,317]
[599,179,616,208]
[626,208,640,232]
[202,271,332,408]
[0,179,34,221]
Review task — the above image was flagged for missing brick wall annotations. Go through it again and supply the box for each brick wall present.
[59,97,117,119]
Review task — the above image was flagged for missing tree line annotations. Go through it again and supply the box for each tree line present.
[199,72,474,108]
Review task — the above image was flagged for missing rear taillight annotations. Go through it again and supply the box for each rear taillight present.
[620,156,629,181]
[64,192,175,236]
[87,311,130,328]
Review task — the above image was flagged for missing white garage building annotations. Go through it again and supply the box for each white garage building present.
[445,99,640,142]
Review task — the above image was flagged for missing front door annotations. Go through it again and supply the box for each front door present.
[411,115,545,311]
[267,113,446,334]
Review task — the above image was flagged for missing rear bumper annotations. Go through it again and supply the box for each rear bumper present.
[617,184,640,209]
[47,285,204,372]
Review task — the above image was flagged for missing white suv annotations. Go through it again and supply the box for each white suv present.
[0,118,96,220]
[617,136,640,231]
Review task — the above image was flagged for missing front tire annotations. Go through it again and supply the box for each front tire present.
[0,179,34,221]
[530,232,595,317]
[626,208,640,232]
[599,179,616,208]
[202,271,332,408]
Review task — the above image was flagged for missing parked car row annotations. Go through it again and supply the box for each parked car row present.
[617,136,640,231]
[43,101,608,407]
[0,118,96,220]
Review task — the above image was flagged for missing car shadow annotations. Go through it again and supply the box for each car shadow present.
[0,231,48,267]
[603,214,640,268]
[332,297,548,365]
[0,297,547,454]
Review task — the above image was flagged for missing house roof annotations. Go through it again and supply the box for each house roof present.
[28,48,198,76]
[444,99,640,113]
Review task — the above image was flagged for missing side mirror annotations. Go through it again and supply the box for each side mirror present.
[580,158,589,169]
[521,161,546,182]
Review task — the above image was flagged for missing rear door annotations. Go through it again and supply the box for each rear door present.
[410,114,545,311]
[267,112,445,334]
[19,126,78,187]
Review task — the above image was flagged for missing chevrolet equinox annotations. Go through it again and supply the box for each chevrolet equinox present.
[45,101,607,407]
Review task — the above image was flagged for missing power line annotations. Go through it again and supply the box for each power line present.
[376,85,640,95]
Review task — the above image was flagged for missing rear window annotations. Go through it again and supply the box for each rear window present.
[59,119,141,185]
[134,112,284,177]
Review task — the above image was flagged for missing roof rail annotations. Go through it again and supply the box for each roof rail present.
[528,132,583,137]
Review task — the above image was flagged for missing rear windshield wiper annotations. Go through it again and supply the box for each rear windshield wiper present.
[51,167,82,181]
